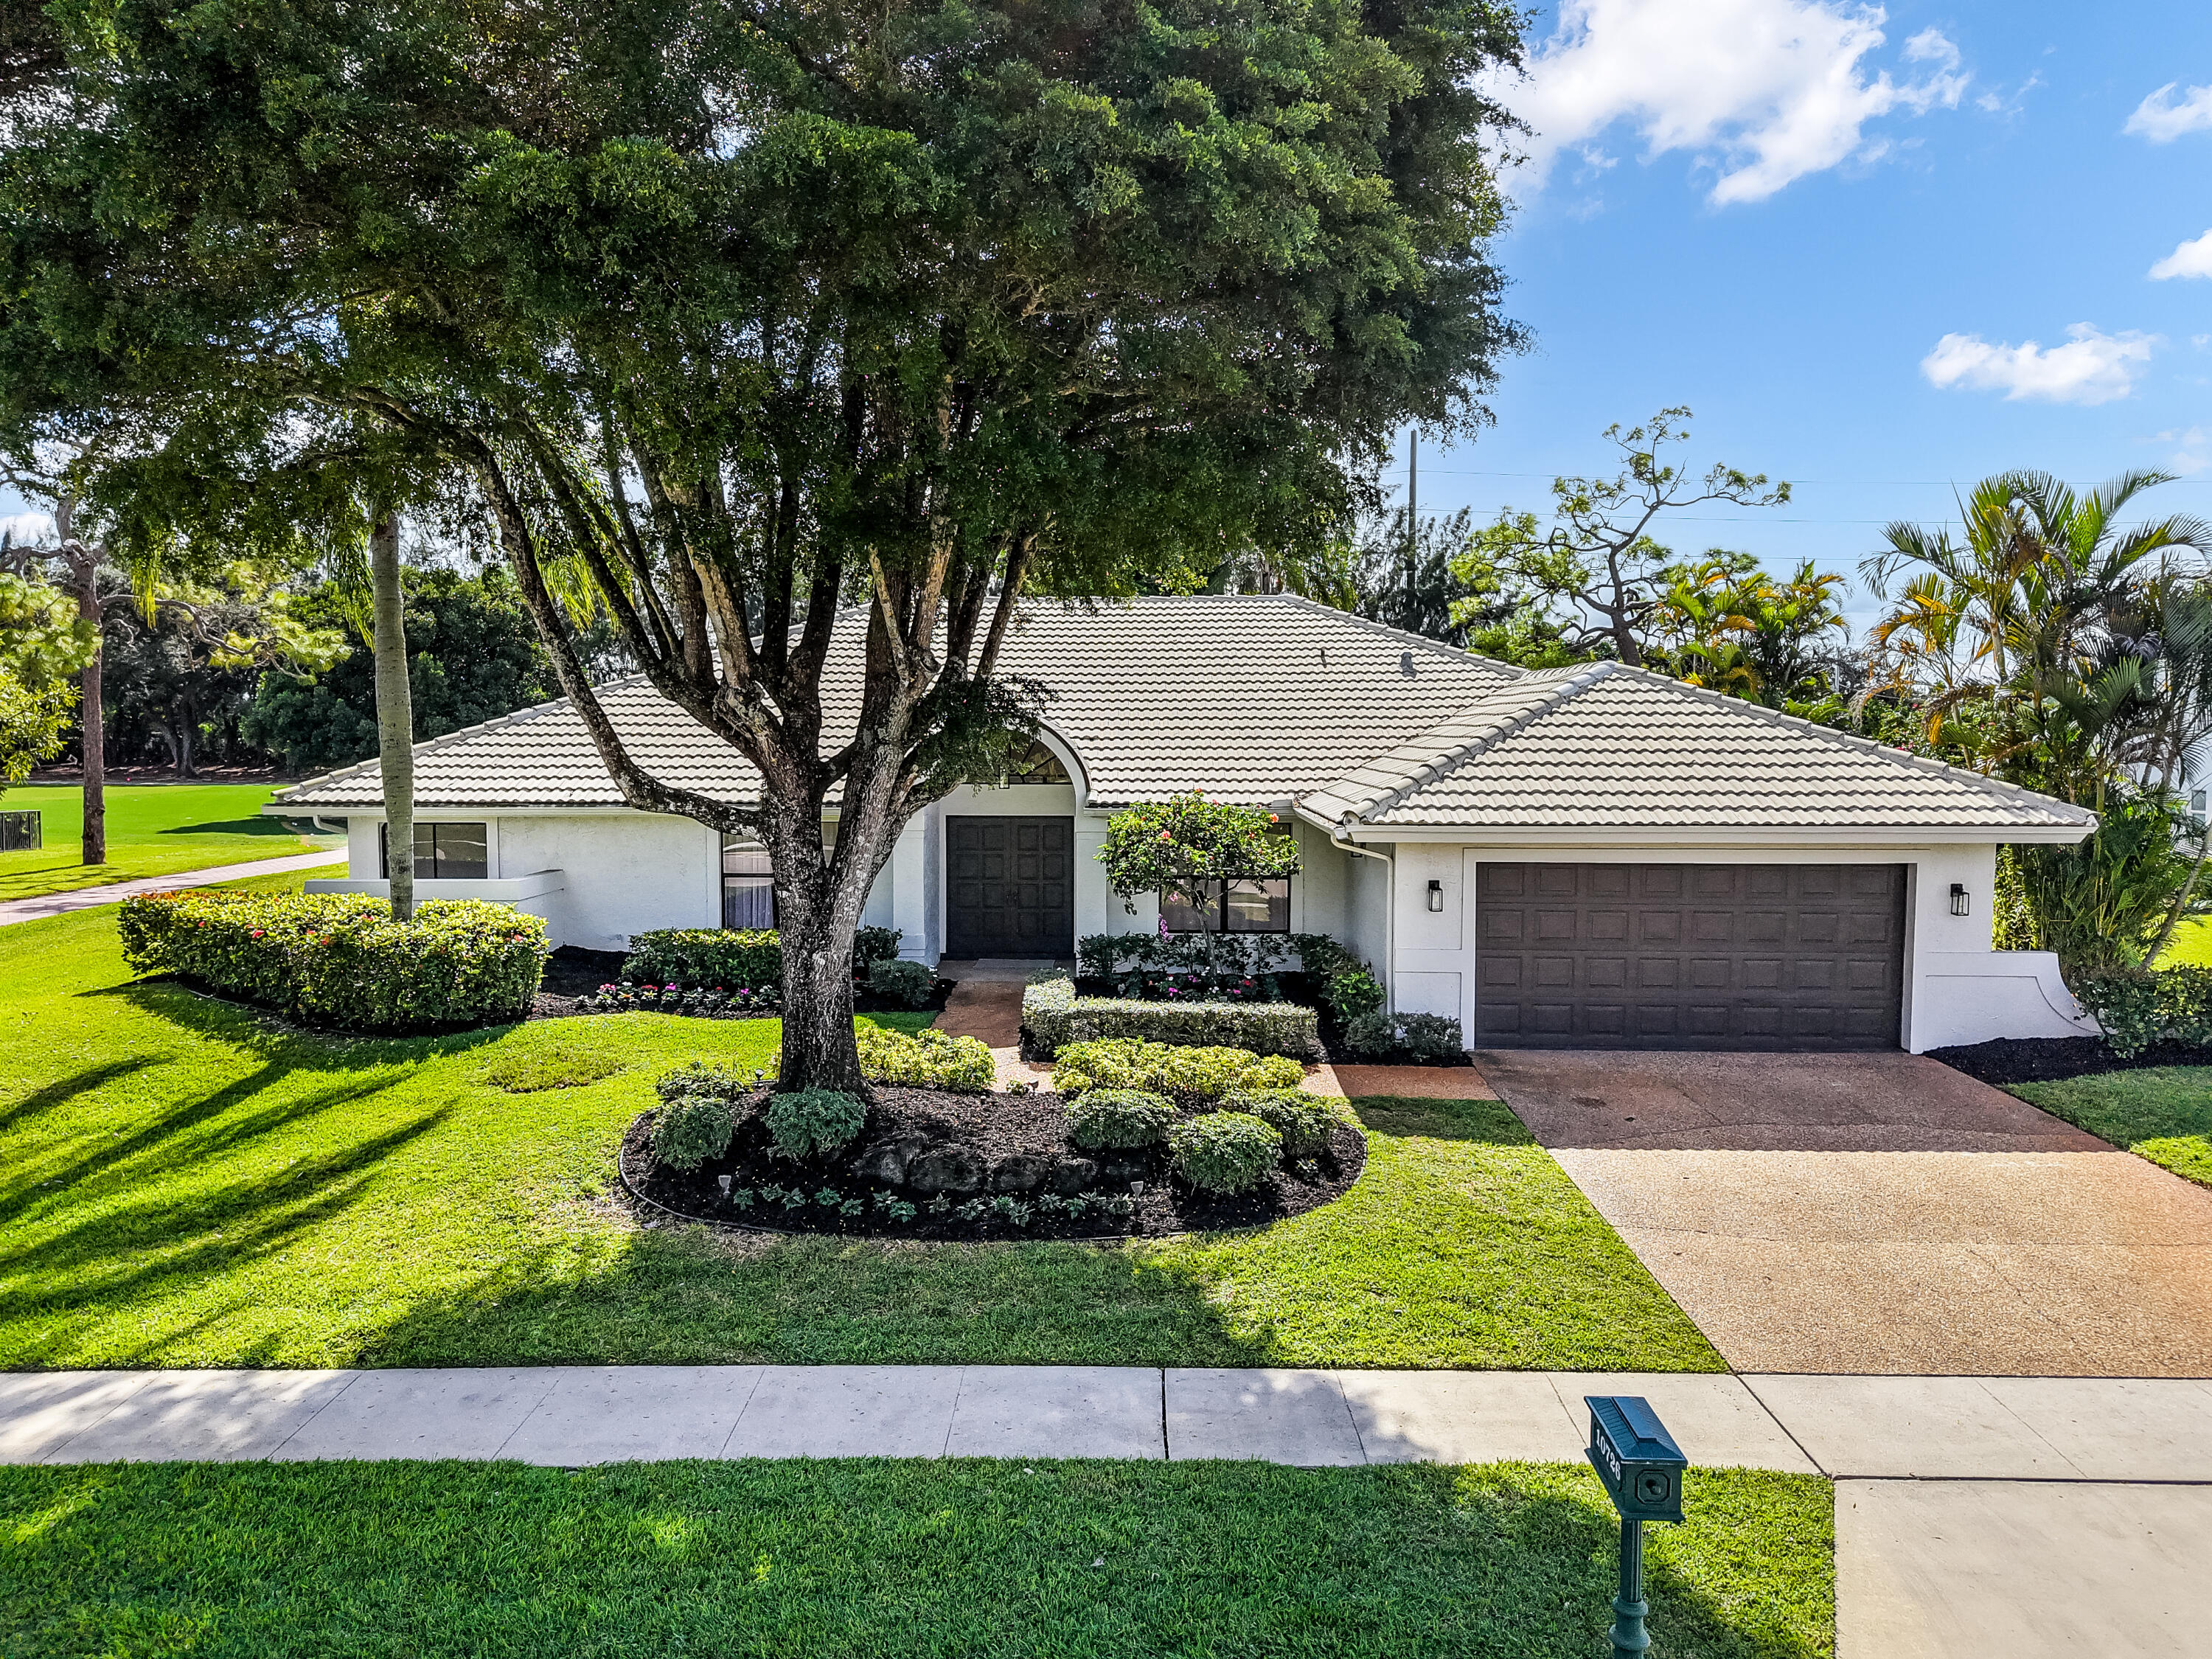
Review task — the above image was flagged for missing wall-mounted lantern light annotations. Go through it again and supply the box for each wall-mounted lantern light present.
[1950,883,1970,917]
[1426,878,1444,912]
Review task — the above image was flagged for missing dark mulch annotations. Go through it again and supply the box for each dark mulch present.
[619,1084,1366,1241]
[530,946,952,1023]
[1931,1034,2212,1087]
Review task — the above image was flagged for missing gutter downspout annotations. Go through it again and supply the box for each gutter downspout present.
[1329,825,1396,1015]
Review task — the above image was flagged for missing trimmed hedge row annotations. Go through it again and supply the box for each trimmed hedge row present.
[119,889,549,1032]
[1050,1037,1305,1103]
[1021,975,1320,1058]
[623,925,903,990]
[2070,966,2212,1058]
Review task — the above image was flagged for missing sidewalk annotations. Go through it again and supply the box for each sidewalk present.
[0,848,347,928]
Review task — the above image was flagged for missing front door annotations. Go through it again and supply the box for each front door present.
[944,816,1075,958]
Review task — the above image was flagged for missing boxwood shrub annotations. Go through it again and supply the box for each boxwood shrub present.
[1065,1088,1178,1151]
[1022,976,1318,1058]
[1051,1037,1304,1103]
[855,1023,996,1091]
[118,888,547,1032]
[1222,1088,1338,1158]
[1169,1110,1282,1192]
[625,928,781,990]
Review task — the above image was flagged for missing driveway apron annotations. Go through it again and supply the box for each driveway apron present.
[1475,1050,2212,1377]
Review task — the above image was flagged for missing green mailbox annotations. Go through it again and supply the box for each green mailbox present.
[1585,1395,1690,1659]
[1585,1394,1687,1523]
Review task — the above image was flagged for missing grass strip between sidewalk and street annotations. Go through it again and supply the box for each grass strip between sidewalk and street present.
[0,1458,1832,1659]
[0,891,1719,1372]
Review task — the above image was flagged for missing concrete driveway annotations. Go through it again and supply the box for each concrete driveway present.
[1476,1051,2212,1377]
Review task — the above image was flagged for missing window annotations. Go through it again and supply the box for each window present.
[723,841,775,929]
[380,821,488,881]
[978,741,1071,786]
[1161,875,1292,935]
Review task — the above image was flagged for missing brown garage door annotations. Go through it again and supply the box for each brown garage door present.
[945,817,1074,958]
[1475,863,1905,1051]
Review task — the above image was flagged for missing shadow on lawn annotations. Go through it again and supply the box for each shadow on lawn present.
[93,978,521,1064]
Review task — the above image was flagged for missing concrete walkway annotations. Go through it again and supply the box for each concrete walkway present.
[1478,1050,2212,1377]
[0,848,347,927]
[11,1366,2212,1655]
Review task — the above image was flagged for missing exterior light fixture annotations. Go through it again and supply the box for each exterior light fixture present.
[1585,1395,1688,1659]
[1426,879,1444,912]
[1950,883,1970,917]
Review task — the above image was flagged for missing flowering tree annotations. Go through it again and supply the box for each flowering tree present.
[1097,793,1301,936]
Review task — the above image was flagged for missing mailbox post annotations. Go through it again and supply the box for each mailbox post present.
[1584,1396,1688,1659]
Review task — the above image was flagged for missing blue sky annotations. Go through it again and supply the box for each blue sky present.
[1407,0,2212,625]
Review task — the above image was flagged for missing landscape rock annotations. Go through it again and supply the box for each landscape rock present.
[1050,1157,1097,1194]
[988,1152,1053,1193]
[851,1135,927,1186]
[907,1144,984,1197]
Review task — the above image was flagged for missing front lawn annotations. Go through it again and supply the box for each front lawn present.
[2010,1068,2212,1189]
[2157,914,2212,967]
[0,1459,1832,1658]
[0,784,338,901]
[0,896,1717,1371]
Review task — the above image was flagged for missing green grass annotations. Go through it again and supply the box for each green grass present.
[0,784,338,901]
[0,894,1719,1371]
[2158,914,2212,967]
[0,1458,1832,1658]
[2010,1068,2212,1189]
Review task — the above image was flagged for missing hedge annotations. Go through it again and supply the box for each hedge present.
[623,925,903,990]
[119,888,549,1032]
[1021,975,1319,1058]
[1050,1037,1306,1103]
[2070,966,2212,1058]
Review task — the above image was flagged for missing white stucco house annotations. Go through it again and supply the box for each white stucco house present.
[268,595,2101,1053]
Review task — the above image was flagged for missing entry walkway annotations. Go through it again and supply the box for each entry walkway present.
[0,848,347,927]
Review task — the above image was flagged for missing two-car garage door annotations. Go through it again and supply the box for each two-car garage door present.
[1473,862,1906,1051]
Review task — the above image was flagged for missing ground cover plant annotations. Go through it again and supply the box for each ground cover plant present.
[0,1460,1832,1659]
[0,783,335,900]
[0,894,1718,1371]
[2008,1068,2212,1189]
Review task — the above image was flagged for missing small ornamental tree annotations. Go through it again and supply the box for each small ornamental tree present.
[1098,793,1301,948]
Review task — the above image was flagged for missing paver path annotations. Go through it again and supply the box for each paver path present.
[1477,1050,2212,1377]
[0,847,347,927]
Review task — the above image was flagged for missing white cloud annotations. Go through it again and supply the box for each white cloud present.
[1489,0,1968,206]
[1921,324,2157,406]
[2160,426,2212,476]
[2125,83,2212,142]
[2150,229,2212,281]
[0,510,53,545]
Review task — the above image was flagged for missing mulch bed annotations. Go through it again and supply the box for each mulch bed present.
[1930,1035,2212,1087]
[618,1083,1366,1241]
[531,945,953,1023]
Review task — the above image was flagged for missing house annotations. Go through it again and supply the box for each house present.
[268,595,2100,1053]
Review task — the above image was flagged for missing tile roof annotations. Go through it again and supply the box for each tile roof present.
[1303,661,2096,834]
[271,595,1519,812]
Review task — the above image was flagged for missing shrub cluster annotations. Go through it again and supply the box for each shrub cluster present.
[855,1023,997,1091]
[119,888,547,1032]
[764,1088,866,1159]
[1022,975,1318,1058]
[1222,1088,1338,1158]
[866,957,937,1009]
[1323,967,1385,1025]
[625,928,781,990]
[1077,929,1355,984]
[1051,1037,1304,1102]
[2070,967,2212,1058]
[1343,1011,1466,1062]
[653,1095,741,1172]
[580,981,779,1017]
[1168,1110,1282,1192]
[1064,1088,1178,1151]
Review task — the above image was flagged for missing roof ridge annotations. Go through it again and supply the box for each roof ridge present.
[271,672,649,805]
[1267,594,1524,679]
[1591,662,2096,824]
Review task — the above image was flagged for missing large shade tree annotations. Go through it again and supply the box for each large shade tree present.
[0,0,1526,1088]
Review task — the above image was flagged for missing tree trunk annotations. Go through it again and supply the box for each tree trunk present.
[773,893,865,1093]
[56,498,104,865]
[370,515,416,922]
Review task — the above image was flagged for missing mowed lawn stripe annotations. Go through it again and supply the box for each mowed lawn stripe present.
[0,895,1718,1372]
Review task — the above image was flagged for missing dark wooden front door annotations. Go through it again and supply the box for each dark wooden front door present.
[945,817,1075,958]
[1474,862,1906,1050]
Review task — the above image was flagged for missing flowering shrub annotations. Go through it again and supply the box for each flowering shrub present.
[119,888,547,1032]
[855,1023,995,1091]
[1051,1037,1304,1102]
[1096,793,1301,916]
[1168,1110,1281,1192]
[1064,1088,1178,1151]
[1022,975,1318,1058]
[577,981,780,1017]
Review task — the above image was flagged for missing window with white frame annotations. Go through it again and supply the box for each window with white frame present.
[379,821,488,880]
